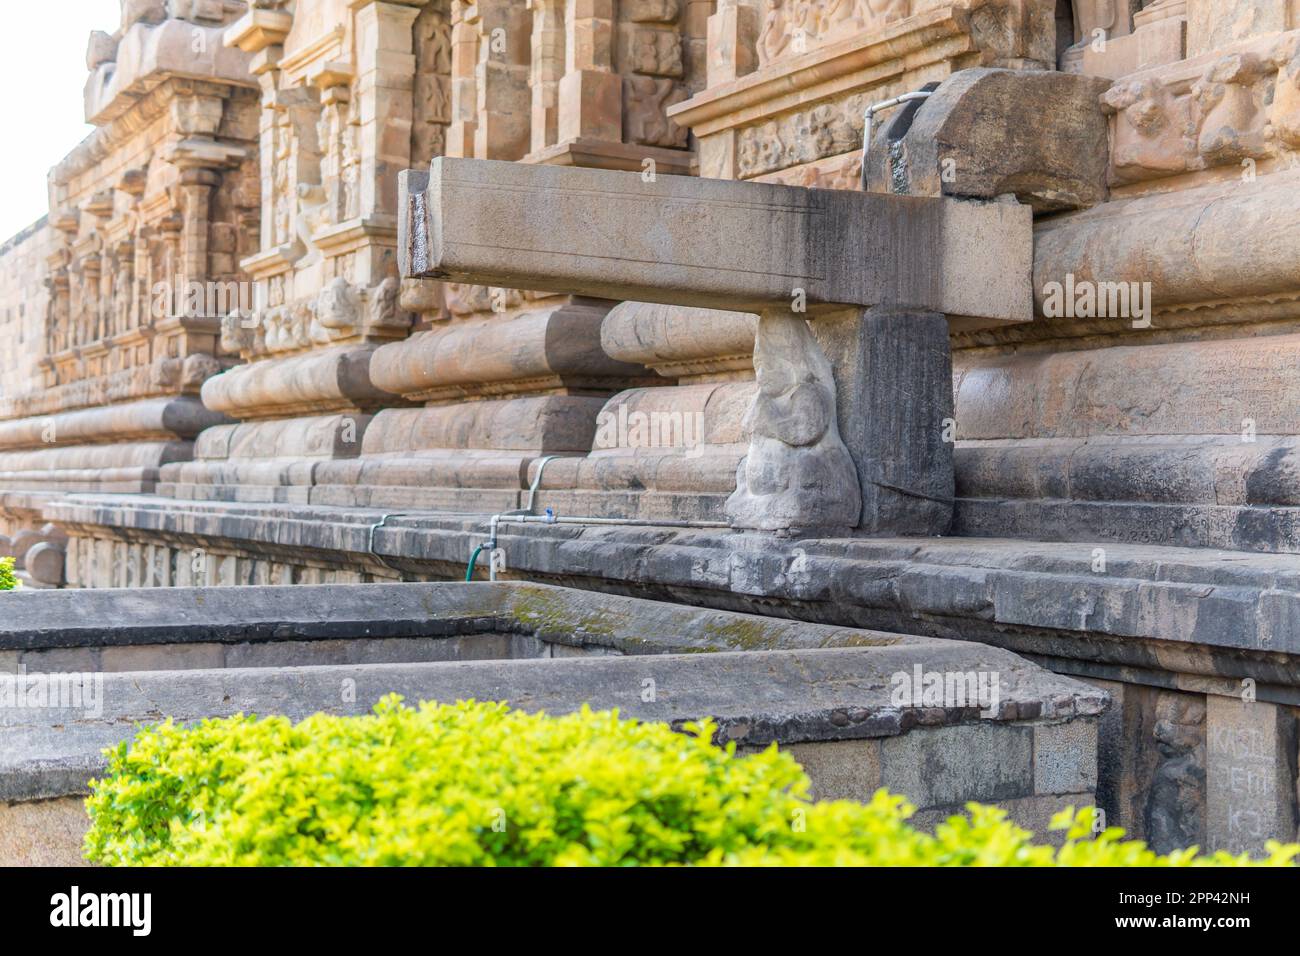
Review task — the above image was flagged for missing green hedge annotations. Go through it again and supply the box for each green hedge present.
[84,696,1300,867]
[0,556,17,591]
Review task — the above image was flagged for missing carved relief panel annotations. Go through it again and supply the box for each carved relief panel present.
[1102,34,1300,186]
[756,0,912,67]
[621,0,691,149]
[414,2,454,167]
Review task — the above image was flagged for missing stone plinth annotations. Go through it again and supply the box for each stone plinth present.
[528,301,756,521]
[954,166,1300,553]
[306,292,660,511]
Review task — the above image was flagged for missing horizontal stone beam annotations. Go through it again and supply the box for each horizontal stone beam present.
[400,158,1032,329]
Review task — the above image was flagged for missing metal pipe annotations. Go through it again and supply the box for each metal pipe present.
[372,459,729,582]
[522,454,559,514]
[861,90,932,189]
[366,512,409,574]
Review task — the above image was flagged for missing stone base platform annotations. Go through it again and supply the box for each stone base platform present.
[39,492,1300,855]
[0,581,1104,865]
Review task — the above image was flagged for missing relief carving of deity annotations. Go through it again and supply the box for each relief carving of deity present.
[272,117,293,246]
[114,265,132,335]
[341,117,360,222]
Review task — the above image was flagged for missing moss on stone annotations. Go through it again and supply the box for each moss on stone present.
[504,586,621,640]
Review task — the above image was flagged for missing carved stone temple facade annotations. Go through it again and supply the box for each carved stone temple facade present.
[0,0,259,585]
[2,0,1300,856]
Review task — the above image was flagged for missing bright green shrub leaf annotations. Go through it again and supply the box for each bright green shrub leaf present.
[83,697,1299,868]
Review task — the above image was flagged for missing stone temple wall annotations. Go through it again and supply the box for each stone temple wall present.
[9,4,1300,561]
[0,0,261,584]
[0,219,52,409]
[152,0,708,515]
[0,0,1298,856]
[953,0,1300,556]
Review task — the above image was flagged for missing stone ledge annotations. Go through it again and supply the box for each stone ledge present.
[0,580,906,654]
[40,495,1300,700]
[0,643,1103,803]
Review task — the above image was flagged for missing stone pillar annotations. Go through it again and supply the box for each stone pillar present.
[528,0,565,153]
[168,91,232,290]
[178,171,217,291]
[1205,696,1299,855]
[253,55,283,254]
[472,0,533,160]
[558,0,621,143]
[811,307,955,536]
[80,251,103,346]
[447,0,479,157]
[351,0,423,220]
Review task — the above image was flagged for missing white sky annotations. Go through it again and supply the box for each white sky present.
[0,0,121,242]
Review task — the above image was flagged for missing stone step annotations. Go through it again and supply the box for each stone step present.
[0,581,1105,864]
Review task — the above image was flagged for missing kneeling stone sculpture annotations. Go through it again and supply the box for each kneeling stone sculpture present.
[726,310,860,532]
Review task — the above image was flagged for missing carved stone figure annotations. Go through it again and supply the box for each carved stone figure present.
[1193,53,1270,165]
[167,0,238,23]
[626,0,680,21]
[122,0,167,29]
[1144,693,1206,854]
[87,31,118,71]
[262,305,288,352]
[366,276,405,332]
[630,29,684,77]
[293,182,329,267]
[1271,46,1300,147]
[221,310,256,355]
[315,277,361,337]
[625,76,689,147]
[1102,77,1192,182]
[726,311,861,533]
[272,116,293,245]
[340,116,361,222]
